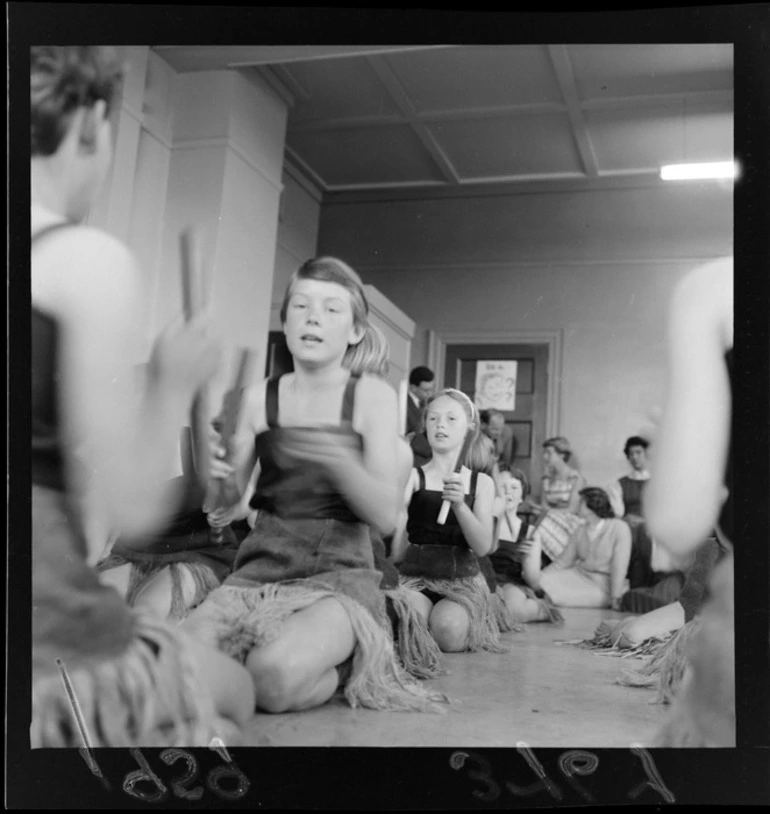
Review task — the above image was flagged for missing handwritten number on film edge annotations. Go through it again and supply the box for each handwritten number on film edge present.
[81,746,250,802]
[451,746,675,804]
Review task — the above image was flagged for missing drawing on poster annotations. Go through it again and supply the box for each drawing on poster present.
[474,361,517,411]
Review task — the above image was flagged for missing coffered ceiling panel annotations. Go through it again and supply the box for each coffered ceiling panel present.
[586,105,733,172]
[379,46,564,112]
[567,43,734,101]
[287,58,403,125]
[286,124,447,187]
[153,44,735,200]
[428,113,581,180]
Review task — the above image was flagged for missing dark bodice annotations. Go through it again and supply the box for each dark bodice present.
[405,468,478,549]
[32,306,66,492]
[619,476,647,518]
[249,374,363,522]
[488,513,531,581]
[399,468,481,581]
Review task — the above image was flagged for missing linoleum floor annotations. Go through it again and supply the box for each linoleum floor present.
[240,607,668,748]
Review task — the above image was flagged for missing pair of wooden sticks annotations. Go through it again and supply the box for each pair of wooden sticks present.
[179,229,256,541]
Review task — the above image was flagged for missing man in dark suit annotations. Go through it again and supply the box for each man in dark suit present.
[485,409,517,470]
[405,366,435,466]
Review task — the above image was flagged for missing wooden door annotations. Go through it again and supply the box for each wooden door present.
[444,343,549,492]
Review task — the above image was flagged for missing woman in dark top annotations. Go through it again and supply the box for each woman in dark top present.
[30,46,254,746]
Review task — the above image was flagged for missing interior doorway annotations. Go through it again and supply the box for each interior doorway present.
[444,342,549,489]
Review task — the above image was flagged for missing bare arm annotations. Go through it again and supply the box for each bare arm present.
[448,471,496,558]
[606,480,626,518]
[391,469,418,564]
[644,258,733,555]
[336,375,401,534]
[609,520,633,603]
[566,471,586,514]
[38,230,222,538]
[553,532,579,569]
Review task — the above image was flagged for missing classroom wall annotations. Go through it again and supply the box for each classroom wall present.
[92,48,289,390]
[317,183,733,486]
[89,48,290,477]
[269,166,323,330]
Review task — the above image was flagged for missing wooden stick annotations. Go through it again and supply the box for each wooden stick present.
[179,228,211,491]
[437,430,474,525]
[205,347,258,543]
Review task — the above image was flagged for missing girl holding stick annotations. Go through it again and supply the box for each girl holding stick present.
[392,389,503,653]
[183,257,445,713]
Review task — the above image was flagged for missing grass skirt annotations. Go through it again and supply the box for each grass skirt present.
[383,585,446,680]
[31,612,226,748]
[654,555,735,746]
[492,591,525,633]
[399,573,508,653]
[98,554,222,620]
[187,582,448,713]
[506,582,564,624]
[615,619,701,703]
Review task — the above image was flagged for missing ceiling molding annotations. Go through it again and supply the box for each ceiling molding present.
[153,45,457,71]
[283,89,733,133]
[354,256,724,273]
[283,146,329,195]
[249,66,296,109]
[366,54,459,185]
[272,64,312,103]
[580,89,734,111]
[547,45,599,177]
[321,171,733,204]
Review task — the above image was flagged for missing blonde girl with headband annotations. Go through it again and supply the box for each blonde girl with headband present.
[392,388,505,653]
[183,257,445,714]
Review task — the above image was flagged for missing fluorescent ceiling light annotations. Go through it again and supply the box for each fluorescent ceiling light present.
[660,161,738,181]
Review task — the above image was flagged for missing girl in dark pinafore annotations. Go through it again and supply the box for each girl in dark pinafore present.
[182,258,445,713]
[393,389,504,653]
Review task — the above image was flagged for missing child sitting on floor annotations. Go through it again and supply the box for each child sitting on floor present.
[392,388,503,653]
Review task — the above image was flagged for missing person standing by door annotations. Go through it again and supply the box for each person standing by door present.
[406,366,435,466]
[484,409,517,470]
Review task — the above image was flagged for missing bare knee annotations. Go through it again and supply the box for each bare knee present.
[429,601,470,652]
[246,647,309,714]
[186,641,255,727]
[501,585,539,622]
[404,589,433,624]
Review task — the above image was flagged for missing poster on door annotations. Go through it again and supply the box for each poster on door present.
[474,360,517,411]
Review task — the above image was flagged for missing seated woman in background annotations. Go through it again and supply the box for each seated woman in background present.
[526,487,632,609]
[488,467,563,623]
[606,435,651,528]
[528,437,587,563]
[619,521,689,614]
[597,532,718,650]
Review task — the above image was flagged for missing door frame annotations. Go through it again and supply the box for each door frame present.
[427,329,563,438]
